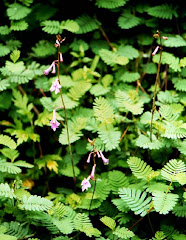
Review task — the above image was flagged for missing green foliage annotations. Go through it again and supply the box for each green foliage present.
[0,183,15,198]
[21,195,53,211]
[146,4,178,19]
[100,216,116,230]
[113,226,135,239]
[0,135,17,149]
[75,14,99,34]
[118,11,141,29]
[2,221,30,239]
[96,0,128,9]
[7,3,31,20]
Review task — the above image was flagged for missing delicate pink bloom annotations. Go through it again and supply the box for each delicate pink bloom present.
[54,40,60,48]
[152,46,160,56]
[50,79,61,94]
[81,177,91,191]
[90,164,96,180]
[44,62,56,75]
[59,52,63,62]
[87,152,93,163]
[98,151,109,165]
[50,109,60,131]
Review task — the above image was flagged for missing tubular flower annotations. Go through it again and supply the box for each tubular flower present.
[50,79,61,94]
[50,109,60,131]
[98,151,109,165]
[81,176,91,192]
[44,62,56,75]
[90,164,96,180]
[59,52,63,62]
[152,46,160,56]
[87,152,93,163]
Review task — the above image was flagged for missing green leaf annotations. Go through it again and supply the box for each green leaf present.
[7,3,31,20]
[99,49,129,66]
[120,72,140,83]
[113,226,135,239]
[41,20,61,34]
[21,195,53,211]
[135,134,164,150]
[147,4,178,19]
[75,14,99,34]
[0,234,17,240]
[0,159,22,174]
[118,11,141,29]
[162,35,186,47]
[0,183,15,198]
[117,45,139,60]
[0,44,11,57]
[10,50,20,63]
[0,135,17,149]
[0,26,11,35]
[96,0,128,9]
[10,20,28,31]
[61,20,79,33]
[100,216,116,230]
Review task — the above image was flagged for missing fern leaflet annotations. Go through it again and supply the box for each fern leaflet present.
[147,4,178,19]
[96,0,128,9]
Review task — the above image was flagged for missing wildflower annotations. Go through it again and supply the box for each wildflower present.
[98,151,109,165]
[59,52,63,62]
[50,79,61,94]
[90,164,96,180]
[81,176,91,192]
[44,62,56,75]
[87,152,93,163]
[152,46,160,56]
[50,109,60,131]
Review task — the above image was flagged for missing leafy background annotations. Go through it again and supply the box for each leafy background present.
[0,0,185,239]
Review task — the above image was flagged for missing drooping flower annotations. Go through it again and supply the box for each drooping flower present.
[81,176,91,192]
[59,52,63,62]
[44,62,56,75]
[50,109,60,131]
[152,46,160,56]
[98,151,109,165]
[90,164,96,180]
[87,152,93,163]
[50,79,61,94]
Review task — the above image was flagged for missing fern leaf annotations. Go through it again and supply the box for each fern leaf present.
[0,135,17,149]
[160,225,179,239]
[120,72,140,83]
[159,105,180,121]
[100,216,116,230]
[172,204,186,218]
[162,122,186,139]
[152,191,179,214]
[112,198,130,213]
[0,79,10,91]
[118,11,141,29]
[98,126,120,151]
[135,134,164,150]
[61,20,79,33]
[113,226,135,239]
[21,195,53,211]
[76,14,99,34]
[10,20,28,31]
[95,179,111,201]
[54,94,78,109]
[0,25,11,35]
[7,3,31,20]
[108,170,129,194]
[53,218,73,234]
[173,78,186,92]
[0,44,11,57]
[119,187,152,216]
[99,49,129,66]
[90,84,110,96]
[41,20,61,34]
[96,0,128,9]
[32,40,57,58]
[127,157,155,181]
[117,44,139,60]
[161,159,186,185]
[3,221,30,239]
[10,50,20,63]
[0,148,19,162]
[0,159,21,174]
[59,164,80,177]
[0,183,15,198]
[0,234,17,240]
[93,97,114,124]
[147,4,178,19]
[162,35,186,47]
[68,81,91,101]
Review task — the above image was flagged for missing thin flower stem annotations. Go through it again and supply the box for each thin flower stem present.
[57,48,76,182]
[150,34,162,142]
[98,25,116,51]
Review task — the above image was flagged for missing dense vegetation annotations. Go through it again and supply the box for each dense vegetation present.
[0,0,186,239]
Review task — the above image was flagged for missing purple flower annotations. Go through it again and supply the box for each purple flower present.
[81,177,91,192]
[59,52,63,62]
[98,151,109,165]
[90,164,96,180]
[152,46,160,56]
[50,79,61,94]
[44,62,56,75]
[87,152,93,163]
[50,110,60,131]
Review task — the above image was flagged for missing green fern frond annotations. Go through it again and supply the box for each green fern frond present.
[150,231,166,240]
[98,126,121,151]
[0,79,10,91]
[79,192,101,210]
[159,105,180,121]
[99,200,118,216]
[162,35,186,47]
[0,44,11,57]
[7,3,31,20]
[68,81,91,101]
[147,4,178,19]
[52,202,66,219]
[10,50,20,63]
[95,179,111,201]
[10,20,28,31]
[113,226,135,239]
[117,44,139,60]
[0,25,11,35]
[0,148,19,162]
[127,157,156,181]
[75,14,99,34]
[161,159,186,185]
[120,72,140,83]
[177,139,186,156]
[96,0,128,9]
[180,57,186,68]
[99,49,129,66]
[172,204,186,218]
[0,235,17,240]
[54,94,78,109]
[173,78,186,91]
[157,91,179,104]
[162,122,186,139]
[0,135,17,149]
[0,183,15,198]
[108,170,129,194]
[0,159,21,174]
[41,20,61,34]
[59,164,80,177]
[32,40,56,57]
[112,198,130,213]
[53,218,73,234]
[21,195,53,211]
[152,191,179,214]
[118,11,141,29]
[3,221,30,239]
[90,84,110,96]
[93,97,114,124]
[100,216,116,230]
[136,134,164,150]
[153,52,180,72]
[119,187,152,216]
[61,20,79,33]
[160,225,179,239]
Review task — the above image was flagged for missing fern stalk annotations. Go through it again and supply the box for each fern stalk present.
[57,47,76,182]
[150,31,163,142]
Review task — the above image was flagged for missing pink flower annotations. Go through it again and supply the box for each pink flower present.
[152,46,160,56]
[90,164,96,180]
[59,52,63,62]
[44,62,56,75]
[50,109,60,131]
[50,79,61,94]
[98,151,109,165]
[81,177,91,191]
[87,152,93,163]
